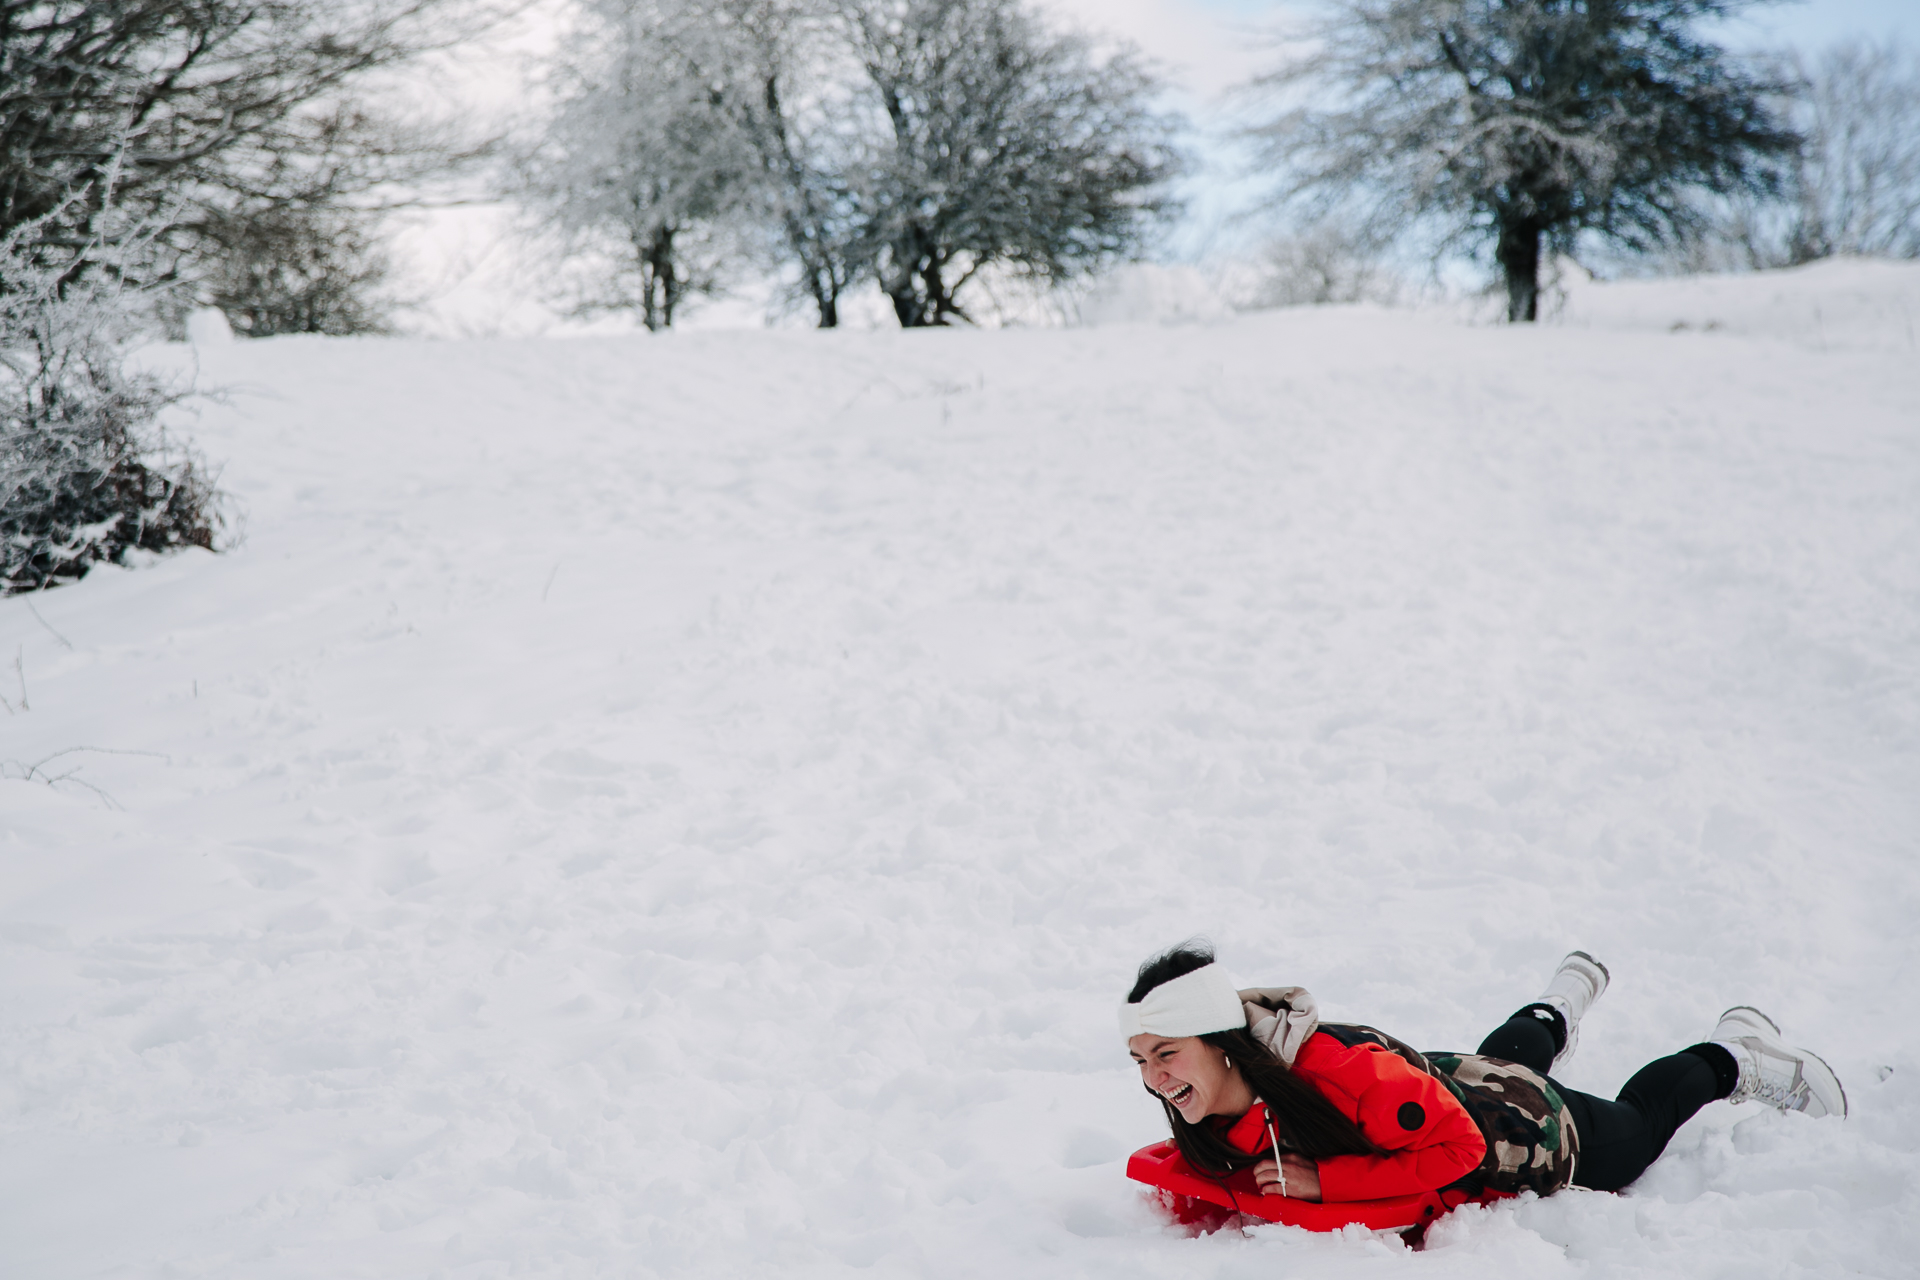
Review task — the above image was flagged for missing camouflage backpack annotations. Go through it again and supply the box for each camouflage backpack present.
[1317,1023,1580,1198]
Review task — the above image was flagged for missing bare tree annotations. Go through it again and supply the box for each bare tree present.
[838,0,1182,327]
[180,105,477,336]
[191,204,399,337]
[1784,38,1920,261]
[1251,0,1797,321]
[1638,38,1920,273]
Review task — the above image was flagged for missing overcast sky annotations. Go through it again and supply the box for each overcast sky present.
[436,0,1920,119]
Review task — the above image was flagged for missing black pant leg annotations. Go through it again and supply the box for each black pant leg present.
[1567,1051,1725,1192]
[1475,1012,1560,1076]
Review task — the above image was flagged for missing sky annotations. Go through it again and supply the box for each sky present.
[1040,0,1920,98]
[392,0,1920,336]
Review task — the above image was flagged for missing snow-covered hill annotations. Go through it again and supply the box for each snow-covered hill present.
[1553,257,1920,353]
[3,264,1917,1279]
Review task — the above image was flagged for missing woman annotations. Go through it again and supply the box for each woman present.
[1121,942,1845,1204]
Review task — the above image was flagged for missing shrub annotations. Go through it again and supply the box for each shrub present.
[196,203,398,337]
[1,233,225,594]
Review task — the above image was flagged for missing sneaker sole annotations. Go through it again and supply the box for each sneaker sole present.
[1799,1046,1850,1118]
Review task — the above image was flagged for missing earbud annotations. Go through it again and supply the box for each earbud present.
[1223,1055,1232,1071]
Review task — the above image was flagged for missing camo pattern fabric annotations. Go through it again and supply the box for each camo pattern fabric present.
[1317,1023,1580,1198]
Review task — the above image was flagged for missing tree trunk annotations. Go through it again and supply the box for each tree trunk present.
[919,258,961,326]
[636,231,664,333]
[763,78,842,329]
[887,281,922,326]
[635,228,680,333]
[658,226,681,330]
[880,226,970,327]
[784,231,841,328]
[640,273,661,333]
[882,243,968,328]
[883,246,930,326]
[1495,217,1542,323]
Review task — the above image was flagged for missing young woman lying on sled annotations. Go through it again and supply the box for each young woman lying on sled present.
[1121,942,1844,1218]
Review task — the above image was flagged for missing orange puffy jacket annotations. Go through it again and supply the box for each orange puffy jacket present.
[1218,1029,1487,1201]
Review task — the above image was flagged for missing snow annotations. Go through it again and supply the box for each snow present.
[1554,257,1920,353]
[3,262,1918,1279]
[1077,262,1236,325]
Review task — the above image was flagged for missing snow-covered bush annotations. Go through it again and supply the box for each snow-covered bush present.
[1,231,223,594]
[1247,227,1401,309]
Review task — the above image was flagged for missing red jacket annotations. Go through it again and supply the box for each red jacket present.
[1218,1030,1486,1201]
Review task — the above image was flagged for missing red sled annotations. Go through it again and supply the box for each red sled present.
[1126,1141,1498,1235]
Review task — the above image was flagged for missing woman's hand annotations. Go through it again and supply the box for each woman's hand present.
[1252,1153,1322,1202]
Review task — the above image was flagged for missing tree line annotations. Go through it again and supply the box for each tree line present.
[3,0,1919,594]
[515,0,1920,330]
[512,0,1183,330]
[1,0,1915,337]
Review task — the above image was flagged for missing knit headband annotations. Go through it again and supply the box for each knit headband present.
[1117,963,1246,1041]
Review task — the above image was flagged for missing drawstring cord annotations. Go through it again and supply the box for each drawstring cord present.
[1265,1106,1288,1199]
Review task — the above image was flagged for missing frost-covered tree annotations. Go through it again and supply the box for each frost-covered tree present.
[720,0,864,326]
[521,0,774,329]
[0,0,477,317]
[1253,0,1797,321]
[1,215,222,594]
[522,0,1176,329]
[839,0,1182,326]
[521,0,859,328]
[1782,38,1920,262]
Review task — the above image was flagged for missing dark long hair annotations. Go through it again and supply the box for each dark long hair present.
[1127,940,1386,1176]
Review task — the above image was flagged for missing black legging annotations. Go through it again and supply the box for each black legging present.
[1475,1010,1737,1192]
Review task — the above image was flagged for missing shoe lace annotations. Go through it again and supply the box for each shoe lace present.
[1739,1068,1806,1111]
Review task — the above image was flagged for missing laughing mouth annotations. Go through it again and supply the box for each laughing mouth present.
[1162,1083,1194,1106]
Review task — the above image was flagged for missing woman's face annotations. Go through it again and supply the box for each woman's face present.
[1128,1033,1239,1122]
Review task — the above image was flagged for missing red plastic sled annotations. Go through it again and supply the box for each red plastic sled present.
[1126,1141,1491,1233]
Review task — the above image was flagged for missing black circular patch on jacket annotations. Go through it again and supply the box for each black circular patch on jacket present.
[1397,1102,1426,1131]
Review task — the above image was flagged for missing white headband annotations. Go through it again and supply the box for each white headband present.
[1118,963,1245,1041]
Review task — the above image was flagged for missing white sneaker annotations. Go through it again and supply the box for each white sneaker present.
[1712,1006,1848,1118]
[1533,951,1609,1070]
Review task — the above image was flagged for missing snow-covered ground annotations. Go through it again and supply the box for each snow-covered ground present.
[3,262,1917,1279]
[1554,257,1920,354]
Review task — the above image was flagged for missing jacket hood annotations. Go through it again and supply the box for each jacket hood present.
[1238,985,1319,1066]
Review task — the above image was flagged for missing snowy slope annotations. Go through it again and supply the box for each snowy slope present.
[2,265,1918,1279]
[1553,256,1920,353]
